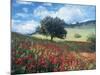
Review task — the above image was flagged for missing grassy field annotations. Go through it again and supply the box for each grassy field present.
[66,27,95,42]
[11,23,96,74]
[32,26,96,42]
[11,32,96,74]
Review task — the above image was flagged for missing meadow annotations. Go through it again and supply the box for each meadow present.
[32,26,95,42]
[11,30,96,74]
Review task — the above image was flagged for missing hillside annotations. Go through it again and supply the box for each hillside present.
[65,20,96,28]
[11,32,96,74]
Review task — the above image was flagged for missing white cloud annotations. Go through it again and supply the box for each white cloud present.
[43,3,52,6]
[33,6,50,19]
[12,20,39,34]
[33,5,85,23]
[56,6,84,23]
[33,6,56,19]
[16,13,26,17]
[14,12,33,19]
[17,0,33,4]
[12,19,21,23]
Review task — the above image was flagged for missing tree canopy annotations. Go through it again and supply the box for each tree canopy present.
[40,16,67,41]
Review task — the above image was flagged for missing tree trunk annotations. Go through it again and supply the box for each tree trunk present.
[51,36,53,41]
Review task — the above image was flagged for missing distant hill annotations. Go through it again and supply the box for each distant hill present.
[65,20,96,28]
[12,20,96,35]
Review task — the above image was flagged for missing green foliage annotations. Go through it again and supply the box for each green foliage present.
[87,34,96,51]
[40,16,67,41]
[74,33,81,38]
[87,34,96,43]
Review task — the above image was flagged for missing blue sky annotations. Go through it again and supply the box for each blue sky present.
[12,0,96,34]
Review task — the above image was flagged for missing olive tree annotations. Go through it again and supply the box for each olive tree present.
[40,16,67,41]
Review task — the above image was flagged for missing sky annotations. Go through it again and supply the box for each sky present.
[12,0,96,34]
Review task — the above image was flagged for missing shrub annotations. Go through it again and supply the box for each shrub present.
[74,34,81,38]
[87,34,96,51]
[87,34,96,43]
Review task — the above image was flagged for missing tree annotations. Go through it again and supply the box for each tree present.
[40,16,67,41]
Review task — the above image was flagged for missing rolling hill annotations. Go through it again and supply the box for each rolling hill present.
[65,20,96,28]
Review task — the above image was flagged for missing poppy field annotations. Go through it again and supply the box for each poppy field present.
[11,32,96,74]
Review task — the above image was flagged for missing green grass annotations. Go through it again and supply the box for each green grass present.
[66,27,95,42]
[32,27,96,42]
[12,32,93,52]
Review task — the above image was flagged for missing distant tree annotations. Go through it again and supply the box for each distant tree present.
[40,16,67,41]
